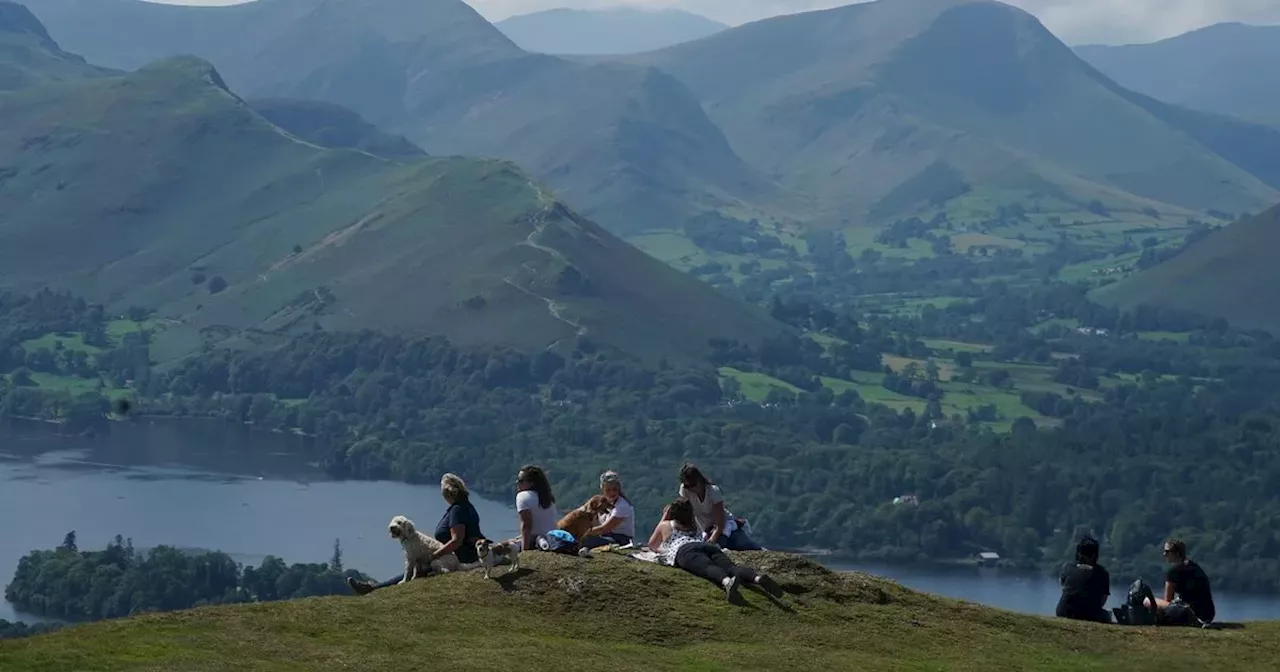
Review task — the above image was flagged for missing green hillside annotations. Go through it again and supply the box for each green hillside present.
[0,49,781,362]
[2,552,1277,671]
[19,0,793,235]
[1077,24,1280,126]
[1095,203,1280,334]
[626,0,1280,226]
[0,0,106,89]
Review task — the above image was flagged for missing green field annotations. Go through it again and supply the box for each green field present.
[20,319,159,355]
[1136,331,1192,344]
[20,332,106,354]
[4,552,1276,672]
[720,367,802,402]
[920,339,993,354]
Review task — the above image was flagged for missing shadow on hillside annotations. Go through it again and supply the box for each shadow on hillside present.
[493,567,536,593]
[744,586,796,614]
[1204,622,1245,631]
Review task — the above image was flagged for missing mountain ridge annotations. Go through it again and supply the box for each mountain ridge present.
[495,6,728,55]
[18,0,789,236]
[622,0,1280,224]
[1076,23,1280,126]
[0,27,782,362]
[0,0,108,89]
[1095,203,1280,334]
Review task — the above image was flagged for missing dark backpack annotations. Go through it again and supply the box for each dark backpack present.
[1113,579,1159,626]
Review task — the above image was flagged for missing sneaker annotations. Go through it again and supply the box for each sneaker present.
[347,577,376,596]
[723,576,740,602]
[756,574,783,598]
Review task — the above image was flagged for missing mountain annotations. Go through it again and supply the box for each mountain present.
[23,0,1279,233]
[18,0,789,236]
[248,98,425,161]
[0,0,105,89]
[624,0,1280,225]
[495,7,728,55]
[4,552,1280,669]
[0,42,781,361]
[0,1,425,162]
[1077,23,1280,126]
[1095,203,1280,334]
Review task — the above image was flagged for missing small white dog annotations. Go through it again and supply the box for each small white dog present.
[388,515,460,583]
[475,539,520,579]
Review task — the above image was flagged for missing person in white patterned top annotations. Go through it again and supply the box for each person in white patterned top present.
[647,498,782,603]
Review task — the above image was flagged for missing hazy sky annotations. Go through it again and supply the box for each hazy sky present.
[164,0,1280,45]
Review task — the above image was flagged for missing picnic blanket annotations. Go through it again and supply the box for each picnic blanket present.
[628,549,662,564]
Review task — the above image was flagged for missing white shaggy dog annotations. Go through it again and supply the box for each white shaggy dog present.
[388,515,460,583]
[475,539,520,579]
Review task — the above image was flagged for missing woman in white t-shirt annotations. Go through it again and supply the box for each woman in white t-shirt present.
[677,463,763,551]
[514,465,559,551]
[582,470,636,549]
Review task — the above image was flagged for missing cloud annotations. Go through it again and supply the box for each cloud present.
[167,0,1280,44]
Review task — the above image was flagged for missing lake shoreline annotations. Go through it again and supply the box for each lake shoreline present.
[6,418,1280,624]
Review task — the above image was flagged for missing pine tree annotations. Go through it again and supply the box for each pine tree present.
[58,531,77,553]
[330,539,343,572]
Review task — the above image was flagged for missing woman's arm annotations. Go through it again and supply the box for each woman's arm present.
[1163,581,1177,604]
[432,525,466,559]
[587,515,624,538]
[706,501,727,544]
[518,509,535,549]
[647,521,668,552]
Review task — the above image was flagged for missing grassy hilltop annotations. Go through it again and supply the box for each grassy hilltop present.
[3,553,1278,671]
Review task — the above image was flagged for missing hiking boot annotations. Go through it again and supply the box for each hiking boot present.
[756,574,783,598]
[347,577,376,596]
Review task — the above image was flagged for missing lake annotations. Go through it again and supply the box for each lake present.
[4,418,1280,624]
[0,418,518,623]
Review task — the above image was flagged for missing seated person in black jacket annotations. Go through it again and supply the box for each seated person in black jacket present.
[1147,538,1216,625]
[1056,535,1111,623]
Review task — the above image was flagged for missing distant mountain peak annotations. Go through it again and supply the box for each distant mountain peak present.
[496,5,727,55]
[0,0,57,47]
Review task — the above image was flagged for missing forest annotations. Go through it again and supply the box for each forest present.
[6,272,1280,597]
[5,533,365,622]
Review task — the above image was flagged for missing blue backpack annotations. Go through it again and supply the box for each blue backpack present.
[538,529,580,555]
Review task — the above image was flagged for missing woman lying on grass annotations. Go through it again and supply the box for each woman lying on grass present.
[647,497,782,602]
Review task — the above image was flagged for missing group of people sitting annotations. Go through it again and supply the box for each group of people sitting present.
[1057,536,1216,627]
[347,462,781,601]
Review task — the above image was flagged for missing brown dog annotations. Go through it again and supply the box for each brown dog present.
[556,495,612,541]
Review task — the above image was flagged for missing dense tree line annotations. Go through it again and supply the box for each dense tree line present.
[5,534,366,622]
[0,619,61,640]
[9,279,1280,592]
[118,322,1280,591]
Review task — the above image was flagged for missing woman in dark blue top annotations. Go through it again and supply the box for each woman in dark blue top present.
[349,473,485,595]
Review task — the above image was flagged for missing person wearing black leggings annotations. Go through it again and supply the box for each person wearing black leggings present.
[647,497,782,602]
